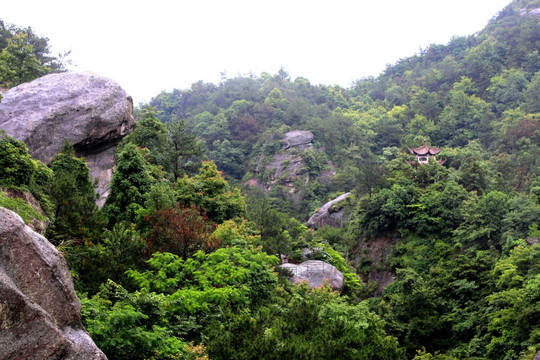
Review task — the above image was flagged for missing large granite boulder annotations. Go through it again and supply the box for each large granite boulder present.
[0,207,107,359]
[282,130,314,150]
[280,260,345,292]
[307,192,351,229]
[0,72,135,207]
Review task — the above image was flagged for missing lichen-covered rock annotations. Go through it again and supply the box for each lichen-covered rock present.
[281,260,345,292]
[307,192,351,229]
[0,72,135,207]
[0,207,107,360]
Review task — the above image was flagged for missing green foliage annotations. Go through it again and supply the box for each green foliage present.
[125,106,168,165]
[0,32,49,87]
[484,244,540,359]
[0,190,47,224]
[81,282,187,360]
[144,204,217,259]
[206,284,403,360]
[73,222,147,295]
[10,7,540,359]
[175,160,245,223]
[82,247,280,359]
[0,129,35,187]
[104,143,154,226]
[46,141,100,244]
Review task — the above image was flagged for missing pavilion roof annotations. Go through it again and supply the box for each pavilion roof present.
[408,140,442,156]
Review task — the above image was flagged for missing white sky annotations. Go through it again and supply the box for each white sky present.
[3,0,511,105]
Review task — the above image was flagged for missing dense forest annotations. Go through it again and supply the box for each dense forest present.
[1,0,540,359]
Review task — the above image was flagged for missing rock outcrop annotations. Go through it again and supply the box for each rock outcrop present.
[0,72,135,207]
[307,192,351,229]
[280,260,345,292]
[354,237,398,297]
[282,130,315,150]
[249,130,336,211]
[0,207,107,359]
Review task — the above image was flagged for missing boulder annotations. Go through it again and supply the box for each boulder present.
[282,130,314,150]
[280,260,345,292]
[0,72,135,207]
[0,207,107,359]
[307,192,351,229]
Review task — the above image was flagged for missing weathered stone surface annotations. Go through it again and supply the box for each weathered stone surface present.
[282,130,314,150]
[0,72,135,207]
[533,349,540,360]
[307,192,350,229]
[0,207,107,360]
[280,260,345,292]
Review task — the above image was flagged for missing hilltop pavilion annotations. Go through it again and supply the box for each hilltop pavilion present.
[406,140,445,165]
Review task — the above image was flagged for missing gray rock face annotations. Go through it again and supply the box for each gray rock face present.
[307,192,350,229]
[281,260,345,292]
[0,72,135,207]
[0,207,107,360]
[282,130,314,150]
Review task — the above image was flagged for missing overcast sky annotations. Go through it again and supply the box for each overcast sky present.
[3,0,511,105]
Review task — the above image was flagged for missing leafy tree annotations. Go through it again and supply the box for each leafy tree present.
[0,32,49,87]
[73,222,147,295]
[0,129,35,187]
[82,247,279,359]
[46,141,100,244]
[166,118,205,180]
[487,68,528,114]
[484,243,540,359]
[125,106,168,166]
[523,70,540,113]
[103,143,154,226]
[207,139,245,180]
[454,191,510,249]
[175,160,245,223]
[144,204,217,259]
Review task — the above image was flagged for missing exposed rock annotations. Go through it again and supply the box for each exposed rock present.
[354,237,398,297]
[526,237,539,245]
[534,349,540,360]
[0,72,135,207]
[248,130,334,214]
[282,130,314,150]
[520,7,540,17]
[0,207,107,359]
[307,192,351,229]
[280,260,345,292]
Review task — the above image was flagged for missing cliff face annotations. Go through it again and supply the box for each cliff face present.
[0,206,107,360]
[0,72,135,207]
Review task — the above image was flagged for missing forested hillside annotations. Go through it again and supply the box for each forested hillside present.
[1,0,540,359]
